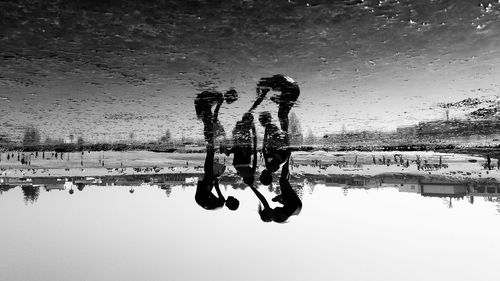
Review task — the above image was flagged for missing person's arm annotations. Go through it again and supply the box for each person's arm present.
[249,183,271,210]
[280,155,291,183]
[249,87,269,112]
[262,128,270,166]
[251,123,257,173]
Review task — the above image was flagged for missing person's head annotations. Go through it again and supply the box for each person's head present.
[225,196,240,211]
[242,112,254,126]
[259,169,273,185]
[258,204,272,222]
[259,111,272,126]
[224,89,238,104]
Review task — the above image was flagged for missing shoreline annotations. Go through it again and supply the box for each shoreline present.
[0,150,498,182]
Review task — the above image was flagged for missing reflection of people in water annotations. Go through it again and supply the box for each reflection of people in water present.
[250,157,302,223]
[195,91,225,143]
[221,112,258,185]
[76,183,85,191]
[21,185,40,204]
[194,90,239,211]
[195,89,238,144]
[249,74,300,133]
[259,111,289,186]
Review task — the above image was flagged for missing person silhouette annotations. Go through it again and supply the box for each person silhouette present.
[249,74,300,133]
[250,156,302,223]
[258,111,289,186]
[194,90,239,211]
[221,112,258,186]
[195,91,225,144]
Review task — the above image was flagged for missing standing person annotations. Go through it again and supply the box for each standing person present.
[195,89,238,145]
[249,74,300,134]
[194,90,239,211]
[221,112,258,186]
[258,111,289,186]
[250,155,302,223]
[195,91,225,144]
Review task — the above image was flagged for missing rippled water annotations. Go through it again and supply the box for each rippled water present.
[1,179,500,281]
[1,0,500,141]
[2,2,500,279]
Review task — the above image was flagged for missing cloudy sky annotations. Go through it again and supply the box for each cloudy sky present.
[1,0,500,142]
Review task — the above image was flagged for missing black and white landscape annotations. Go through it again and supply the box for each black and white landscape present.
[1,1,500,281]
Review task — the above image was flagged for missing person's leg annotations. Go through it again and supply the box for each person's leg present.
[278,156,301,207]
[278,103,292,133]
[196,94,216,181]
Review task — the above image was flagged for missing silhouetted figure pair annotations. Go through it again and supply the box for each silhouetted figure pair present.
[250,155,302,223]
[250,74,300,134]
[248,74,302,222]
[227,112,301,222]
[194,90,239,211]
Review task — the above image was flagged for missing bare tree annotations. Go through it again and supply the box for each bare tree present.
[77,136,85,149]
[22,126,41,146]
[305,127,315,145]
[289,112,303,146]
[159,129,171,143]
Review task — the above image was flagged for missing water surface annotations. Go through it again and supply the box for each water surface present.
[1,177,500,281]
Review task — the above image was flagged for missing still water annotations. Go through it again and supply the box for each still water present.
[1,178,500,281]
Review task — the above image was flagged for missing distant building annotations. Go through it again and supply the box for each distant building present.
[469,182,500,197]
[420,181,468,198]
[398,184,420,193]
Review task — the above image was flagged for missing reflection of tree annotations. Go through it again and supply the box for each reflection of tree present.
[343,187,348,196]
[492,198,500,215]
[303,180,314,195]
[305,127,315,145]
[0,185,14,195]
[77,136,85,149]
[164,186,172,197]
[289,112,303,146]
[22,126,41,146]
[21,186,40,205]
[159,129,171,143]
[442,197,453,209]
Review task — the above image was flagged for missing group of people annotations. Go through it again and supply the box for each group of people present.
[194,74,302,223]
